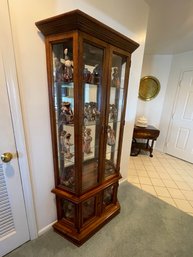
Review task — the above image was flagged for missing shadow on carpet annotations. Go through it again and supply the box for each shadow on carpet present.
[6,181,193,257]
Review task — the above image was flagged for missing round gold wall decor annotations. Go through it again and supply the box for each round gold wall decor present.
[138,76,160,101]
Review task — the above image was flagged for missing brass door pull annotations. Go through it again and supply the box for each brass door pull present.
[1,152,13,163]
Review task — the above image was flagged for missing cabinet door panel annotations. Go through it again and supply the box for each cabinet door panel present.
[82,42,105,192]
[105,52,128,179]
[82,196,96,225]
[52,39,76,192]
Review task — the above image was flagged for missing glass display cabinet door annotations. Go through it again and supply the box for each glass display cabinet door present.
[105,51,128,179]
[82,41,105,192]
[52,38,76,192]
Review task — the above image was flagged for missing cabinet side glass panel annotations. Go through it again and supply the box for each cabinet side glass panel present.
[82,42,104,192]
[82,196,96,224]
[61,199,75,224]
[103,185,114,209]
[105,54,126,179]
[52,40,75,192]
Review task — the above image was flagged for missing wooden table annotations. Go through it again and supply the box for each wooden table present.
[131,125,160,157]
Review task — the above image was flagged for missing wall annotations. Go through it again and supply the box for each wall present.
[8,0,149,233]
[156,50,193,151]
[136,54,172,127]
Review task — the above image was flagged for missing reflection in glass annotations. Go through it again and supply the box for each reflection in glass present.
[103,185,114,208]
[62,199,75,223]
[82,197,96,224]
[82,42,104,191]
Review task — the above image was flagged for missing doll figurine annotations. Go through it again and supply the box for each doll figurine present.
[83,127,93,154]
[60,102,74,125]
[84,103,92,123]
[112,67,120,88]
[60,48,73,82]
[64,133,74,159]
[90,102,100,121]
[84,102,100,123]
[107,125,115,146]
[109,104,117,121]
[60,130,73,159]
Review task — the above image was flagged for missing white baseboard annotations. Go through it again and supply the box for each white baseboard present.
[120,178,127,184]
[38,220,57,236]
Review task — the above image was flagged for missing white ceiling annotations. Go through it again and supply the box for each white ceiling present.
[144,0,193,54]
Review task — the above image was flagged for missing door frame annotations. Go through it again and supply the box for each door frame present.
[1,0,37,240]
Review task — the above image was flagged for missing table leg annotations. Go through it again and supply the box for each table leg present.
[149,139,155,157]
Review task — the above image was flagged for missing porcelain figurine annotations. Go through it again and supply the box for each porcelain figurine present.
[84,102,100,123]
[112,67,120,88]
[60,129,74,159]
[107,125,115,146]
[60,48,73,82]
[64,133,74,159]
[60,102,74,125]
[109,104,117,121]
[83,127,93,154]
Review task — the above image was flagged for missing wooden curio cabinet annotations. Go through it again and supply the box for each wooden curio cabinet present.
[36,10,139,245]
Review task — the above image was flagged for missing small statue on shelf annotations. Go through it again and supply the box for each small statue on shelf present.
[91,102,100,121]
[60,102,74,125]
[109,104,117,121]
[60,130,74,160]
[84,102,100,123]
[60,48,73,82]
[107,125,116,146]
[64,133,74,159]
[84,103,92,123]
[112,67,120,88]
[83,127,93,154]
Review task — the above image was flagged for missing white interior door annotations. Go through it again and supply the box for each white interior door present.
[0,50,30,256]
[166,69,193,163]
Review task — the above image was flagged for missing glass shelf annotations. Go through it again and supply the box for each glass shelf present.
[84,82,98,87]
[83,120,101,126]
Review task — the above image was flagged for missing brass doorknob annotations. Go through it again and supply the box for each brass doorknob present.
[1,152,13,163]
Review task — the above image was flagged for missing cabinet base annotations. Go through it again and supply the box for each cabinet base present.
[53,203,120,246]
